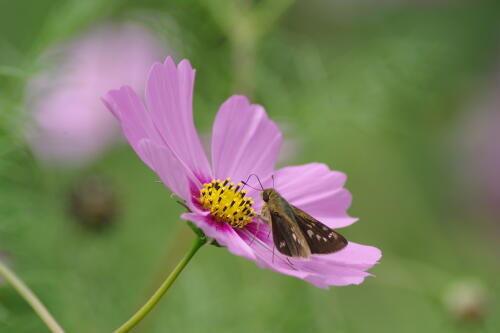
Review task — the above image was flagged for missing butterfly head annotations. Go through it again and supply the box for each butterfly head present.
[262,188,279,203]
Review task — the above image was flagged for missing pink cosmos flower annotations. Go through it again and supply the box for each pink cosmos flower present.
[26,23,165,167]
[103,57,381,288]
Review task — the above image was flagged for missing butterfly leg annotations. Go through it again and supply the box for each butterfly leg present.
[249,221,261,246]
[272,243,275,264]
[285,257,296,270]
[256,213,272,240]
[256,213,270,225]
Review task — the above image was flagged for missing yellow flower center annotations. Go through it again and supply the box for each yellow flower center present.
[199,178,255,228]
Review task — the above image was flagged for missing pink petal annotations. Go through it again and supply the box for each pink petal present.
[211,95,282,185]
[145,57,211,182]
[103,86,199,201]
[138,139,193,201]
[103,86,162,170]
[274,163,358,228]
[182,213,257,261]
[320,241,382,270]
[287,242,381,287]
[303,267,373,288]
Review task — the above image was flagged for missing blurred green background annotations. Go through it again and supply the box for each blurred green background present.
[1,0,499,332]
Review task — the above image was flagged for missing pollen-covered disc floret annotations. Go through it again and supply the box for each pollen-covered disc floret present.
[199,178,255,228]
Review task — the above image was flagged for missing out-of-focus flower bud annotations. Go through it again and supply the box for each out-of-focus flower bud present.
[443,279,488,323]
[69,175,118,231]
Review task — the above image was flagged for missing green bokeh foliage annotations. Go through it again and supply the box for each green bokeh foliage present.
[1,0,499,332]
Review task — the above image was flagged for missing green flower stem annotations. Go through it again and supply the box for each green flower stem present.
[114,235,206,333]
[0,260,65,333]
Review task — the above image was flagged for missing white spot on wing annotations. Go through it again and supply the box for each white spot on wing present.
[292,233,297,241]
[322,226,328,231]
[316,234,321,241]
[279,241,286,248]
[307,230,314,238]
[323,237,327,242]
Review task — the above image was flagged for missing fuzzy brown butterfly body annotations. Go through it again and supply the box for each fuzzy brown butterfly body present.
[261,188,348,258]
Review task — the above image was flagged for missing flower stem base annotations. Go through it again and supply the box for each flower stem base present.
[113,234,206,333]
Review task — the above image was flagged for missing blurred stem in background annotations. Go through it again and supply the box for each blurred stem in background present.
[202,0,294,96]
[0,260,65,333]
[114,232,207,333]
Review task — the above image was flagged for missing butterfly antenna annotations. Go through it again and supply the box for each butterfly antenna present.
[241,181,260,191]
[241,173,265,191]
[255,174,265,191]
[241,174,253,189]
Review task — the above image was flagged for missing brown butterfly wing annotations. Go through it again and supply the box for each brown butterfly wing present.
[291,205,348,254]
[269,206,311,258]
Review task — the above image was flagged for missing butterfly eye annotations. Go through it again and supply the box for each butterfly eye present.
[262,191,269,202]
